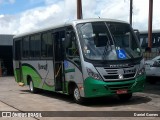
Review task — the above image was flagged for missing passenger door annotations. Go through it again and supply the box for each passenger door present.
[53,30,65,91]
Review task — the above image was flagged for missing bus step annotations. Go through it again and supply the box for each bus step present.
[18,82,24,87]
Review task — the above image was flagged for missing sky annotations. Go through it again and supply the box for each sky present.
[0,0,159,35]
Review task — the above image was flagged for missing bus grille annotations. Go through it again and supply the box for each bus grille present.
[104,73,135,80]
[96,66,137,82]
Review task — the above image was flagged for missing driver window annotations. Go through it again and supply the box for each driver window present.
[68,33,78,56]
[66,28,80,65]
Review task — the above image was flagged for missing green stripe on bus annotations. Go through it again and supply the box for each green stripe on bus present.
[65,69,75,73]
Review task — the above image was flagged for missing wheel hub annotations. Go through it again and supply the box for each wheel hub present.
[74,88,80,101]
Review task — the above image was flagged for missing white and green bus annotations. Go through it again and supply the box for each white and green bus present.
[13,18,146,104]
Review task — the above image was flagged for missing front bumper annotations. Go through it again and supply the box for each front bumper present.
[84,74,146,98]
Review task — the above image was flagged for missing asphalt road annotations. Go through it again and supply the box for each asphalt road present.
[0,77,160,120]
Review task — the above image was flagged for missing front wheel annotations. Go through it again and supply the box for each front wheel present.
[73,86,85,104]
[118,93,132,101]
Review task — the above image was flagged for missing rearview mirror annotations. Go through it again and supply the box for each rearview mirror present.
[93,33,108,47]
[134,29,140,40]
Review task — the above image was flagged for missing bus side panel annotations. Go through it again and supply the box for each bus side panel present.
[21,60,55,92]
[14,68,21,83]
[64,61,84,96]
[13,61,21,83]
[22,65,41,87]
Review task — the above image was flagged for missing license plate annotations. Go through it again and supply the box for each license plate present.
[116,89,128,94]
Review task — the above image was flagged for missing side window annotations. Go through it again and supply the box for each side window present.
[14,39,22,60]
[30,36,35,58]
[66,27,80,65]
[41,32,53,58]
[22,36,29,58]
[30,34,41,58]
[34,34,41,58]
[54,31,65,61]
[158,37,160,42]
[47,32,53,57]
[42,33,47,58]
[66,31,79,57]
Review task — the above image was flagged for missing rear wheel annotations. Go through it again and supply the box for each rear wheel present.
[73,85,84,104]
[118,93,132,101]
[147,77,157,84]
[29,79,38,93]
[148,80,157,84]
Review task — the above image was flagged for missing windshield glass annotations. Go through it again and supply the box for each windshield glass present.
[76,22,142,61]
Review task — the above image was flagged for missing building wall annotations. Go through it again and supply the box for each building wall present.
[0,35,14,76]
[0,34,14,46]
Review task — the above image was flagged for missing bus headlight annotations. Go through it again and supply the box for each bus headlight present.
[86,68,102,80]
[137,67,145,76]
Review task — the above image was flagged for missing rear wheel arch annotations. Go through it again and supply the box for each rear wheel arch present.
[27,75,32,85]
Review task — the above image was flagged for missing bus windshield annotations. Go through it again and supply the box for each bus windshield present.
[76,22,142,61]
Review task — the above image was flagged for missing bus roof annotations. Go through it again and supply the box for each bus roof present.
[140,29,160,34]
[13,18,128,39]
[72,18,128,24]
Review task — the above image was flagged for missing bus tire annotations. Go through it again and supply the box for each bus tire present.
[118,93,132,101]
[29,79,38,93]
[73,85,84,104]
[148,80,157,84]
[147,77,157,84]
